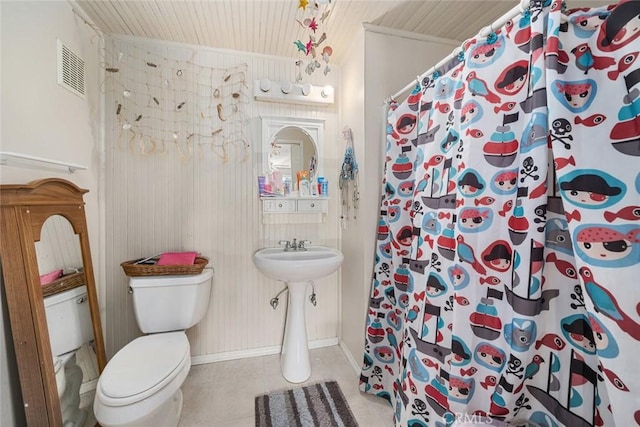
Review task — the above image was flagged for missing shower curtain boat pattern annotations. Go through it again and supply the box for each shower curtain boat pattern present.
[360,1,640,426]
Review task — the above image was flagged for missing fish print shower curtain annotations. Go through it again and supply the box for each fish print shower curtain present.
[360,1,640,426]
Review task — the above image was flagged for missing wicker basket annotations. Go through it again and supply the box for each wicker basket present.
[120,256,209,277]
[42,272,86,297]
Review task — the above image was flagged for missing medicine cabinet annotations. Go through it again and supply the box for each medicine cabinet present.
[260,116,327,215]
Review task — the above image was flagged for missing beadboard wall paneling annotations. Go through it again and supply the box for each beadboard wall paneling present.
[104,36,340,359]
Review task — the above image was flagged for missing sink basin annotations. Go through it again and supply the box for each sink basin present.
[253,246,344,283]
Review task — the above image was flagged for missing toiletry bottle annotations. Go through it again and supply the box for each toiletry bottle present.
[296,170,305,189]
[300,179,310,196]
[264,173,273,195]
[258,176,266,196]
[272,171,282,195]
[283,177,291,196]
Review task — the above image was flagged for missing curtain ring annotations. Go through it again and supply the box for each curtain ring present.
[487,25,498,45]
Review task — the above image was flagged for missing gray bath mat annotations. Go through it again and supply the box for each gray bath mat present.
[255,381,358,426]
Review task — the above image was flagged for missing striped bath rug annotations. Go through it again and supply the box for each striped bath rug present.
[255,381,358,427]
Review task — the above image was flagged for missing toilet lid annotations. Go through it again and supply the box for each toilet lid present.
[99,332,189,401]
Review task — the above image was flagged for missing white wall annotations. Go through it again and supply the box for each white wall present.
[338,30,367,368]
[103,36,342,361]
[339,26,458,367]
[0,1,101,425]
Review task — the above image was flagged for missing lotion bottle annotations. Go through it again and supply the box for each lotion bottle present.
[299,179,310,196]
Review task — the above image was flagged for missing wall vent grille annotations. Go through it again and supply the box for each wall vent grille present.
[57,39,86,99]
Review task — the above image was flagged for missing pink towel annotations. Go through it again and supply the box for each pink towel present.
[40,269,63,285]
[157,252,198,266]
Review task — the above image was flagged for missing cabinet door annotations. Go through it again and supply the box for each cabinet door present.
[263,199,297,213]
[297,199,328,213]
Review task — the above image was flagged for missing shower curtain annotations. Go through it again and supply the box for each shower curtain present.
[360,1,640,426]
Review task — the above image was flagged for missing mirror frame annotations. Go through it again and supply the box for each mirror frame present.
[0,178,106,426]
[260,115,325,181]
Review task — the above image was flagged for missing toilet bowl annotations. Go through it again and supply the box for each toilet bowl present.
[94,332,190,427]
[94,268,213,427]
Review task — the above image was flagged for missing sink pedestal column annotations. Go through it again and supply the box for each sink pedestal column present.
[280,281,310,383]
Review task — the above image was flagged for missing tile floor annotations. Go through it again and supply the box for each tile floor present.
[178,345,394,426]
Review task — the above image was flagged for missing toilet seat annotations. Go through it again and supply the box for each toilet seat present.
[97,331,190,407]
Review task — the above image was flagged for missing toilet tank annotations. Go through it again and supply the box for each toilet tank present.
[129,268,214,333]
[44,285,94,356]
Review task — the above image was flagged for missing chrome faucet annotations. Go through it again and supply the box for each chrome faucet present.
[278,239,311,251]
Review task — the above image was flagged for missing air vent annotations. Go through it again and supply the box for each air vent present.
[57,39,86,99]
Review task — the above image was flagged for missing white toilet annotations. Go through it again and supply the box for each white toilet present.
[44,285,94,425]
[93,268,213,427]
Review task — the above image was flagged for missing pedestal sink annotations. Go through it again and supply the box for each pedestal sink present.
[253,245,343,383]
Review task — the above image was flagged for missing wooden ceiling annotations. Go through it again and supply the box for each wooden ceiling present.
[76,0,612,65]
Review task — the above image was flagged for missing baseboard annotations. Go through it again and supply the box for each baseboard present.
[339,340,362,376]
[190,337,339,366]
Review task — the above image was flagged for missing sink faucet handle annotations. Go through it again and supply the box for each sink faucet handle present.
[299,240,312,249]
[278,240,291,249]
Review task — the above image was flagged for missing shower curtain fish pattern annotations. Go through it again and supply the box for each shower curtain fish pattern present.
[360,1,640,426]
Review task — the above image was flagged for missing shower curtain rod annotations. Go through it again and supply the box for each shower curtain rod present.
[390,0,530,101]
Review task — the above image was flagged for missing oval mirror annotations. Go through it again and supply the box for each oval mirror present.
[261,116,325,195]
[268,126,317,182]
[35,215,98,426]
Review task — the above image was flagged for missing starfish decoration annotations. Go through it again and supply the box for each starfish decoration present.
[309,17,318,33]
[306,38,314,55]
[298,0,308,10]
[294,40,306,53]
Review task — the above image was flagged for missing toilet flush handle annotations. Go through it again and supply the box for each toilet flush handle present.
[128,286,134,294]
